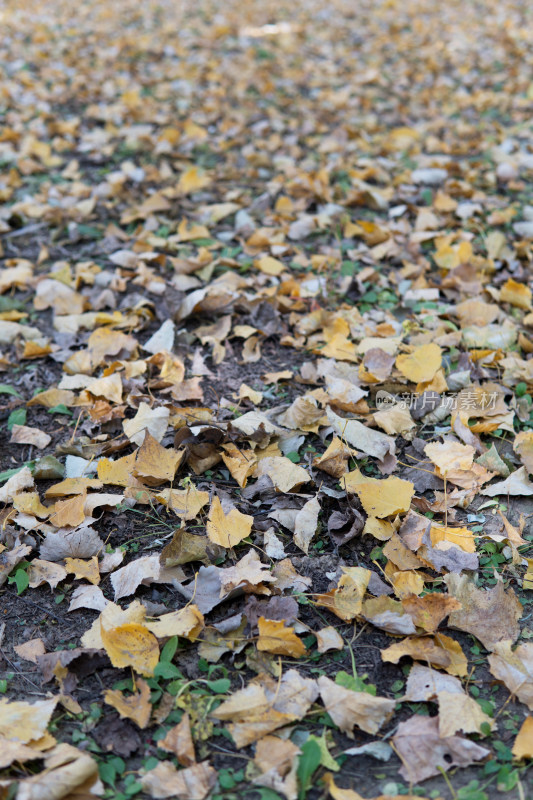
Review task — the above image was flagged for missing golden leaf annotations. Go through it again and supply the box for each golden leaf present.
[257,617,307,658]
[343,471,414,518]
[512,716,533,759]
[395,343,442,383]
[133,432,183,485]
[206,495,253,548]
[101,622,159,677]
[64,556,100,585]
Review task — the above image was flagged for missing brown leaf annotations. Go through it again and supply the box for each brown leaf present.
[488,640,533,710]
[392,714,490,782]
[10,424,51,449]
[401,593,462,633]
[158,713,196,766]
[316,566,371,621]
[444,573,522,649]
[381,633,468,676]
[104,678,152,729]
[140,761,216,800]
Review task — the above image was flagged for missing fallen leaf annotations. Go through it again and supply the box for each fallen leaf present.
[10,424,51,449]
[488,640,533,710]
[403,664,463,701]
[145,605,204,641]
[343,471,414,518]
[158,713,196,766]
[14,638,46,664]
[401,593,462,633]
[444,573,522,649]
[123,403,169,445]
[514,431,533,474]
[104,678,152,729]
[315,626,344,653]
[392,714,490,782]
[140,761,216,800]
[317,676,395,736]
[156,486,210,520]
[381,633,468,676]
[206,495,253,548]
[65,556,100,585]
[293,496,320,553]
[110,555,161,601]
[257,617,307,657]
[437,690,494,737]
[316,566,371,621]
[313,437,355,478]
[327,408,395,465]
[133,432,183,484]
[255,456,311,492]
[396,343,442,384]
[0,697,57,743]
[512,716,533,759]
[101,623,159,677]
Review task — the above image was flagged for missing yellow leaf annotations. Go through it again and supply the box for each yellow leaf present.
[104,678,151,729]
[254,256,286,276]
[27,388,76,408]
[206,496,253,548]
[221,443,258,488]
[156,486,210,520]
[98,452,139,488]
[101,623,159,677]
[396,343,442,383]
[177,167,211,194]
[12,491,50,519]
[64,556,100,585]
[430,525,475,553]
[319,317,358,362]
[316,567,371,621]
[513,716,533,759]
[146,606,204,641]
[501,278,532,309]
[254,456,310,493]
[45,478,102,498]
[176,218,211,241]
[0,697,57,743]
[424,440,475,476]
[257,617,307,658]
[133,432,183,485]
[343,471,414,518]
[49,494,87,528]
[313,437,354,479]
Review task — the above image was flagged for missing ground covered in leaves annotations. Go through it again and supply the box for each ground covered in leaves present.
[1,0,533,798]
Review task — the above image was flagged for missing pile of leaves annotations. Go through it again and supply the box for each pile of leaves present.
[1,0,533,798]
